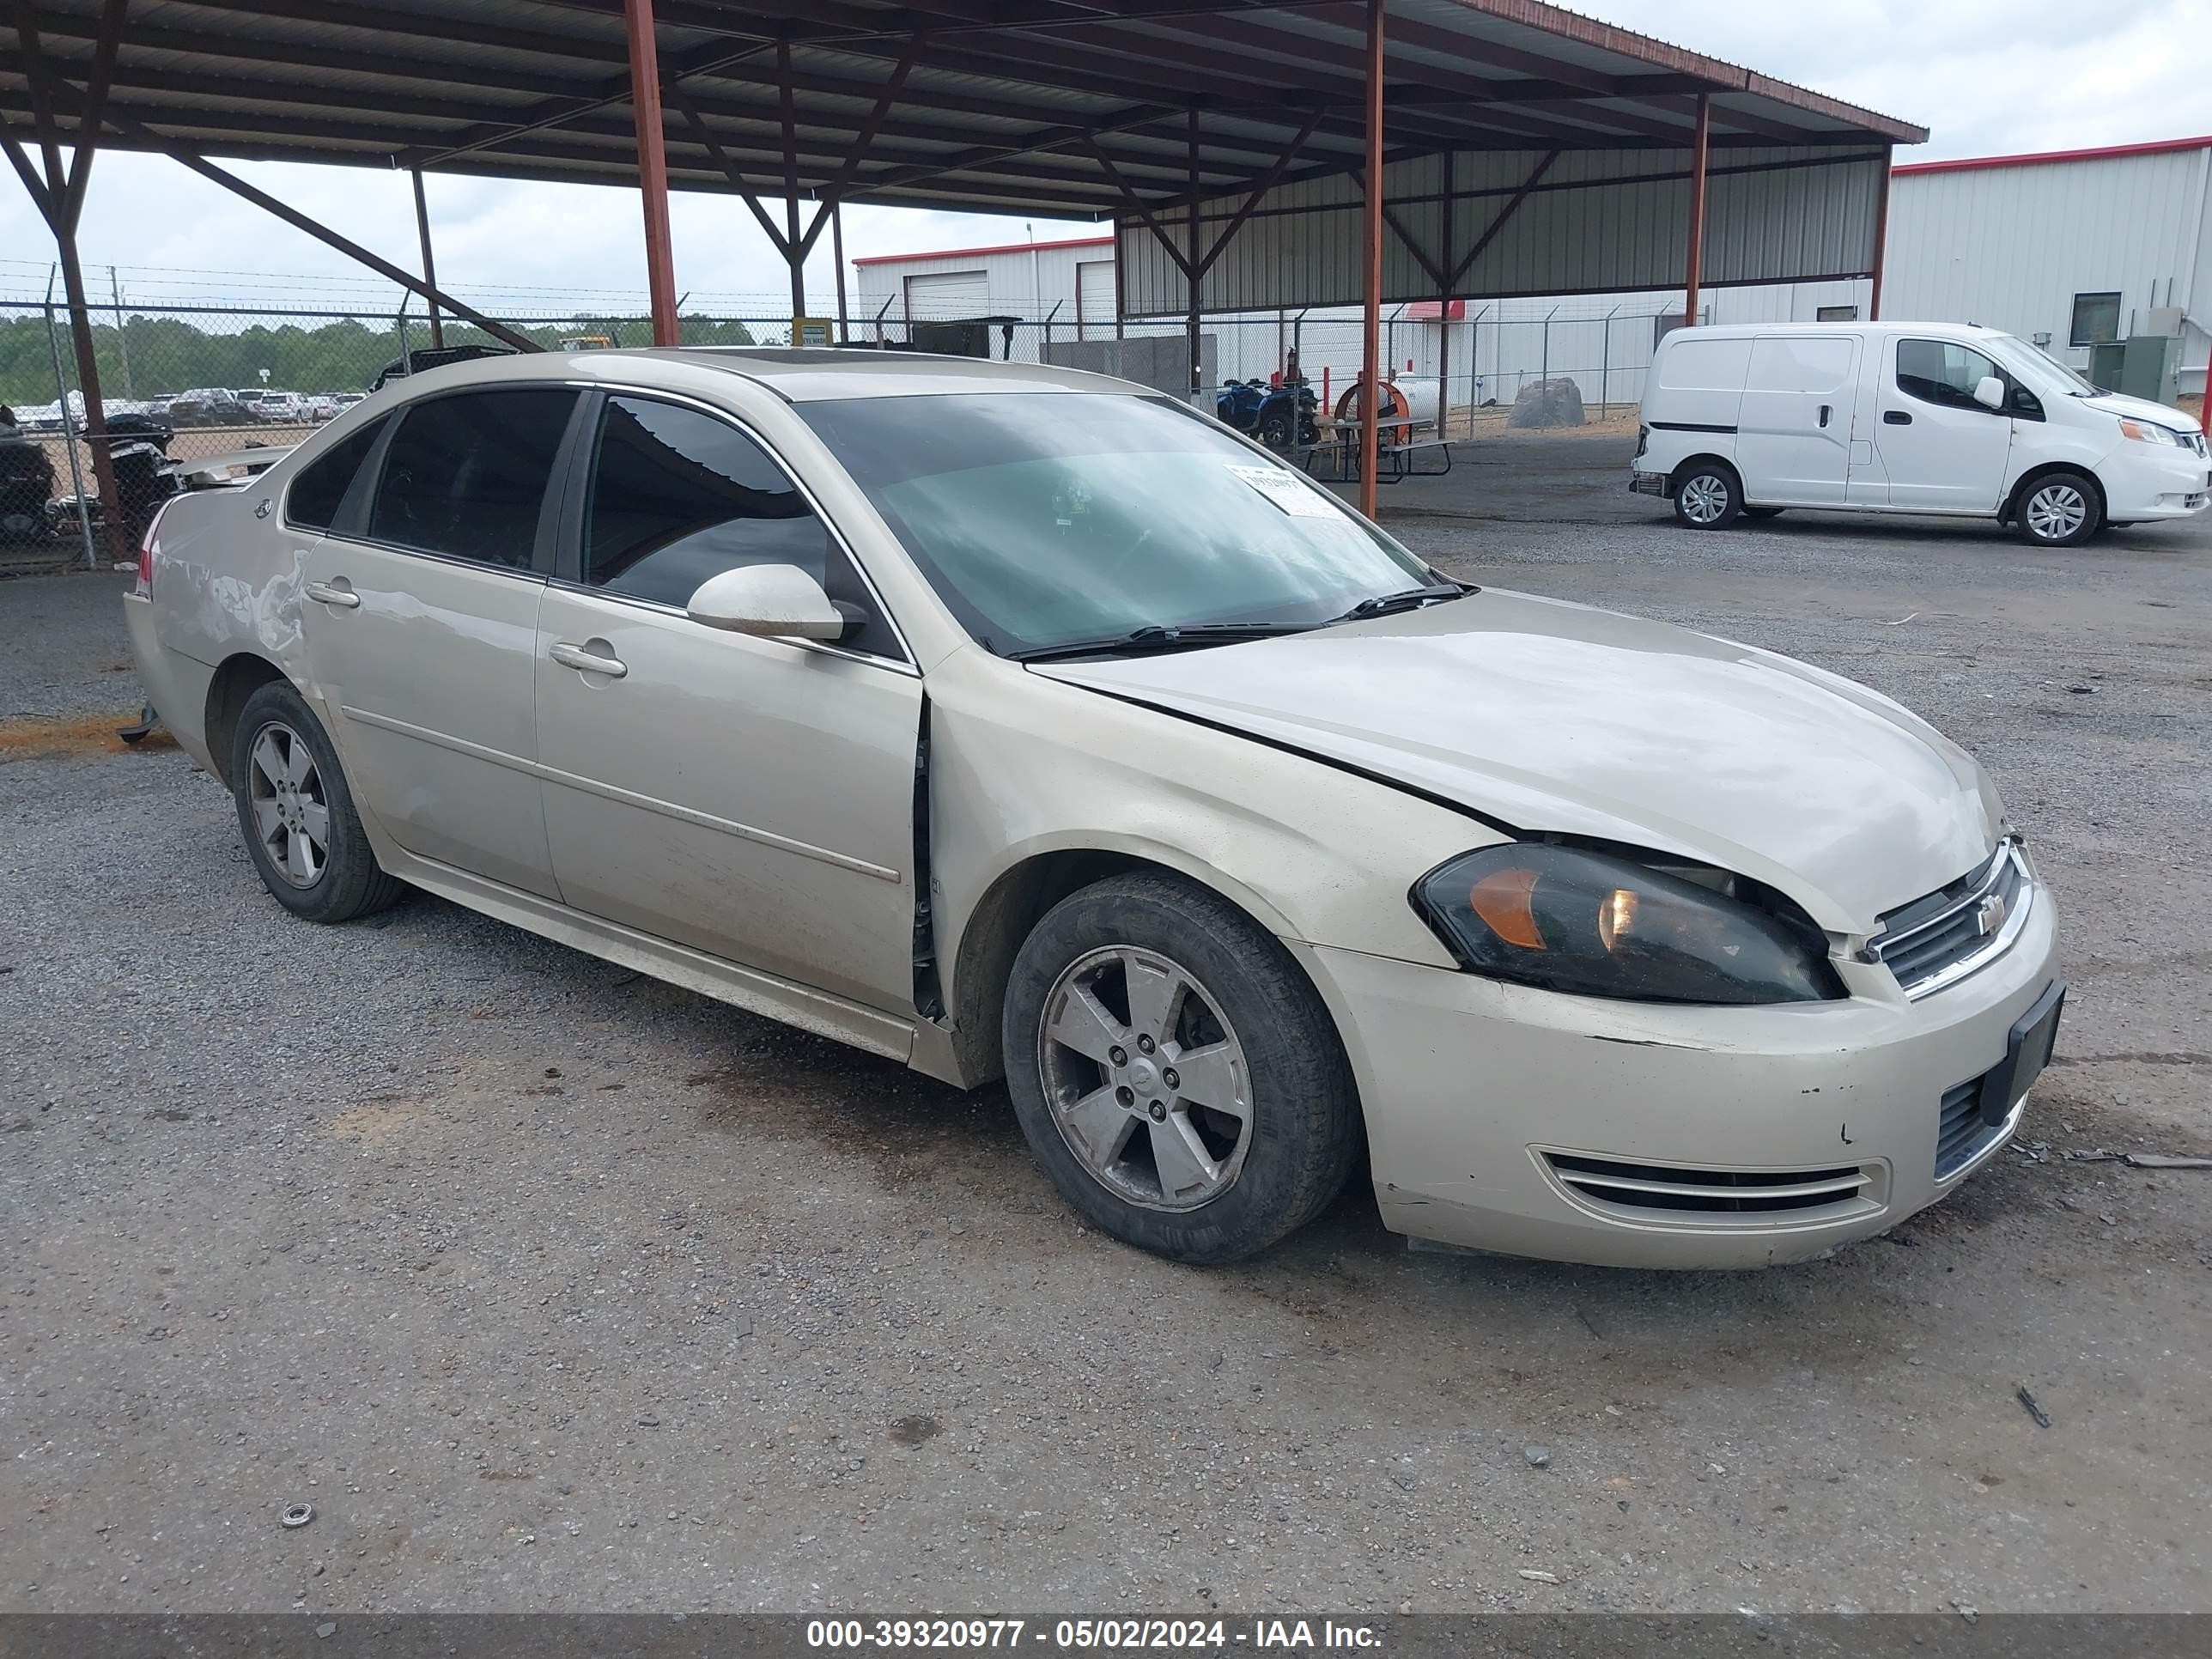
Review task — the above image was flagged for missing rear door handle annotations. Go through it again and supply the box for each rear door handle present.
[304,579,360,609]
[549,640,628,679]
[1883,410,1912,426]
[1818,404,1832,428]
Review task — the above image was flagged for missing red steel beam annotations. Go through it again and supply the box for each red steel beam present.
[1359,0,1382,519]
[1681,91,1709,329]
[624,0,680,346]
[1868,144,1891,321]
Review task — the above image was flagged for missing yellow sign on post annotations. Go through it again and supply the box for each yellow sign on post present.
[792,316,835,348]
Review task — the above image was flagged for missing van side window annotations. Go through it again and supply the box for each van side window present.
[1895,340,2003,413]
[580,395,899,659]
[286,416,387,532]
[368,389,577,570]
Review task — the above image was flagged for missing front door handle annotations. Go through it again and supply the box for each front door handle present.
[304,579,360,609]
[1883,410,1912,426]
[1818,404,1832,428]
[550,640,628,679]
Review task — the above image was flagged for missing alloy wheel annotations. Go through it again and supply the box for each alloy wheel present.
[1680,473,1729,524]
[2025,483,2087,541]
[246,720,330,888]
[1037,945,1254,1212]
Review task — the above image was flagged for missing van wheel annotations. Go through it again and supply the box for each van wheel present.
[2014,471,2102,547]
[1672,463,1741,529]
[1742,506,1784,520]
[1001,872,1358,1264]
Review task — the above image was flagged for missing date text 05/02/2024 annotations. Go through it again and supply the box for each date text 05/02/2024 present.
[805,1620,1384,1650]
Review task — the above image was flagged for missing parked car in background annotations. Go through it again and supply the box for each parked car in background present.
[125,349,2061,1270]
[302,394,340,422]
[1633,320,2209,546]
[168,387,252,428]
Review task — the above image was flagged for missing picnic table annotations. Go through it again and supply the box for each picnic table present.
[1297,416,1454,484]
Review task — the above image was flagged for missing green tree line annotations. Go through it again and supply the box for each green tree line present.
[1,311,762,407]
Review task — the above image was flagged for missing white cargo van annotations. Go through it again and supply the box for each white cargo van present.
[1631,321,2209,545]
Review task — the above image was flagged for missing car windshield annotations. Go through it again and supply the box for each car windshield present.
[798,392,1437,657]
[1990,333,2101,396]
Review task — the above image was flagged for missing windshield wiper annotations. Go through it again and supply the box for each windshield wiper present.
[1007,622,1312,664]
[1334,580,1468,622]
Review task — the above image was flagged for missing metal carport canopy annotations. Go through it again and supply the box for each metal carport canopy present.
[3,0,1925,524]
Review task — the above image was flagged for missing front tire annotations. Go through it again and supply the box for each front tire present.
[2014,471,2102,547]
[228,681,404,922]
[1002,872,1358,1264]
[1672,462,1742,529]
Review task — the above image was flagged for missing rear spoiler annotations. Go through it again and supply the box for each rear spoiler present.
[172,445,295,489]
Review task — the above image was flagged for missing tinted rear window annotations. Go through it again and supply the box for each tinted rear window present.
[286,416,387,532]
[368,388,576,568]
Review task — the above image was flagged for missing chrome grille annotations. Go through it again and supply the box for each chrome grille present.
[1542,1152,1877,1221]
[1869,841,2031,1000]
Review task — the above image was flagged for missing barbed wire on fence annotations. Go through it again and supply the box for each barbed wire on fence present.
[4,289,1674,573]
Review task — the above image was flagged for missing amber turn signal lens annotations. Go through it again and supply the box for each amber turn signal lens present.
[1468,866,1545,950]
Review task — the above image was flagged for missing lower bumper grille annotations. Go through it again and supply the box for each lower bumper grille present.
[1542,1152,1878,1223]
[1936,1077,2008,1179]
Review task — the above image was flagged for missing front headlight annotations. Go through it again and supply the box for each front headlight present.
[2119,418,2180,447]
[1413,844,1843,1005]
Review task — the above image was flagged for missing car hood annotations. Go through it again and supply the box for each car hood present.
[2080,391,2199,433]
[1031,589,2003,931]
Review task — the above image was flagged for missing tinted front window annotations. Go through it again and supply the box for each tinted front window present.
[580,396,896,658]
[798,393,1430,657]
[1896,339,2002,411]
[286,416,386,531]
[368,388,575,568]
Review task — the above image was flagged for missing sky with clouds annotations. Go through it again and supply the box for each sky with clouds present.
[3,0,2208,311]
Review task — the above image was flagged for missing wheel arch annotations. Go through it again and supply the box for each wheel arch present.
[2002,462,2106,528]
[1668,453,1741,495]
[203,652,290,787]
[941,843,1311,1089]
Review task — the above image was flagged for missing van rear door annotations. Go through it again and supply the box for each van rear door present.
[1735,333,1860,505]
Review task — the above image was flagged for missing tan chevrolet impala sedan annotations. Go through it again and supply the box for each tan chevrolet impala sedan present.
[123,349,2061,1268]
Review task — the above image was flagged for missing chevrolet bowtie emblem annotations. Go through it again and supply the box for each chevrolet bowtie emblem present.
[1975,891,2008,937]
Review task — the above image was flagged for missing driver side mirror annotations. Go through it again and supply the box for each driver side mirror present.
[1972,374,2006,411]
[686,564,847,641]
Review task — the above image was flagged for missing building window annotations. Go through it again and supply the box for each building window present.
[2069,291,2123,347]
[1816,304,1859,321]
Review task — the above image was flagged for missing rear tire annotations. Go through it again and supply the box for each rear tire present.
[2013,471,2102,547]
[1672,462,1742,529]
[1002,872,1358,1264]
[228,681,404,923]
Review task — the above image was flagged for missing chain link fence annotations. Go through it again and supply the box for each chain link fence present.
[3,293,1674,573]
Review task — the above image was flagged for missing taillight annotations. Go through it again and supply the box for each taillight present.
[135,517,158,596]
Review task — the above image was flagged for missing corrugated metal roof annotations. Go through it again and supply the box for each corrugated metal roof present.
[3,0,1923,222]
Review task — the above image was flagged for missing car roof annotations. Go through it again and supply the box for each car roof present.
[402,345,1147,403]
[1661,320,2007,343]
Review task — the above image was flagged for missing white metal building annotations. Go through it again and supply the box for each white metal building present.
[851,135,2211,414]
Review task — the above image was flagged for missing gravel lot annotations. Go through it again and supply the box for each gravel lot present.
[3,432,2209,1616]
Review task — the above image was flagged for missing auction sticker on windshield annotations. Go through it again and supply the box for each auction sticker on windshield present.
[1224,462,1336,517]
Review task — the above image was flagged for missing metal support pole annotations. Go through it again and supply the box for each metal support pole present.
[1601,311,1611,418]
[411,169,445,349]
[1867,144,1892,323]
[832,202,849,343]
[1186,106,1202,397]
[1435,151,1453,438]
[44,298,95,568]
[107,264,132,400]
[777,37,805,325]
[1358,0,1383,519]
[624,0,680,346]
[1682,93,1710,330]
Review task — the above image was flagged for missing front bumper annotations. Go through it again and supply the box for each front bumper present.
[1297,881,2059,1269]
[2100,445,2211,520]
[1628,470,1669,497]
